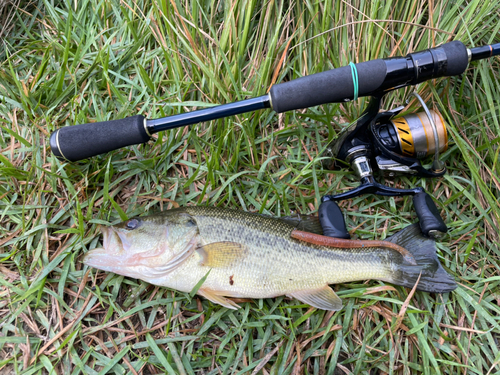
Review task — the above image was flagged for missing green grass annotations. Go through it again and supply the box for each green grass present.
[1,0,499,373]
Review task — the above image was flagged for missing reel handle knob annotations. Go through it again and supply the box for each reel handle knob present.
[50,115,151,162]
[318,200,351,239]
[413,191,448,238]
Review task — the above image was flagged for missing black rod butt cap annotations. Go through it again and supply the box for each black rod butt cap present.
[50,129,65,161]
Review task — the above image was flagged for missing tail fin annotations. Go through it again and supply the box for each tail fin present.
[386,224,456,293]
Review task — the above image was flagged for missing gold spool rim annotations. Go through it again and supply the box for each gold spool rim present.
[435,110,448,151]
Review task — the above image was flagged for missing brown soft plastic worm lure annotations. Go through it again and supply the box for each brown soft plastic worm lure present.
[290,230,417,265]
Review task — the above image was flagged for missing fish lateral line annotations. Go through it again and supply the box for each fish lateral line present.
[290,229,417,265]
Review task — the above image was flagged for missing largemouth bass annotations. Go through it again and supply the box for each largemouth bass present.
[83,207,456,311]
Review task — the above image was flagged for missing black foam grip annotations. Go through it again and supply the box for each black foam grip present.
[269,59,387,113]
[440,41,469,76]
[50,115,150,161]
[318,200,351,239]
[413,192,448,237]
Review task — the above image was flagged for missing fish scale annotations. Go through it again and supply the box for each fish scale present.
[83,206,456,311]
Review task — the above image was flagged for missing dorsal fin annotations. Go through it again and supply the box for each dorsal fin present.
[278,215,323,234]
[255,212,323,234]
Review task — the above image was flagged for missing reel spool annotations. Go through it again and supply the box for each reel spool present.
[371,93,448,176]
[373,109,448,159]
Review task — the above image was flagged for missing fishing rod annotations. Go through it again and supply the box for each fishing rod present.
[50,40,500,238]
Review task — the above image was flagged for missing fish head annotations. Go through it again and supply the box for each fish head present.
[83,211,199,279]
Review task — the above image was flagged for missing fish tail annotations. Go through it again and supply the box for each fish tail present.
[385,224,456,293]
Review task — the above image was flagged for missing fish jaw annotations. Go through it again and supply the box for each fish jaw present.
[83,246,159,281]
[83,247,126,273]
[83,226,147,275]
[83,249,154,280]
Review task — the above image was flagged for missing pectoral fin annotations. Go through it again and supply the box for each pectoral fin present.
[289,285,343,311]
[196,242,247,268]
[198,287,240,310]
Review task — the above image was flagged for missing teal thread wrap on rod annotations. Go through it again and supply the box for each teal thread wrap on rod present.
[349,62,359,101]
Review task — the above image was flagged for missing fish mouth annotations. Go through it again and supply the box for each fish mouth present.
[83,226,133,272]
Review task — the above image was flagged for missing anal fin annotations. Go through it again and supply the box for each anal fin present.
[198,287,240,310]
[289,285,342,311]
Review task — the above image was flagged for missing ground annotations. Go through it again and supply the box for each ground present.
[0,0,499,374]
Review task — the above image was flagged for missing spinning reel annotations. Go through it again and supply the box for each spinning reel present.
[318,93,449,239]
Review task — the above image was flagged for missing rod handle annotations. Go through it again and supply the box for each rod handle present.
[413,191,448,238]
[50,115,150,162]
[270,59,387,113]
[269,41,469,113]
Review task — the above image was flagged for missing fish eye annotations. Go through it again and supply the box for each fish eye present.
[126,219,140,230]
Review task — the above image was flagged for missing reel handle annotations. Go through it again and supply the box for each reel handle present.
[413,191,448,237]
[318,200,351,239]
[321,188,447,239]
[50,115,150,161]
[318,193,446,243]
